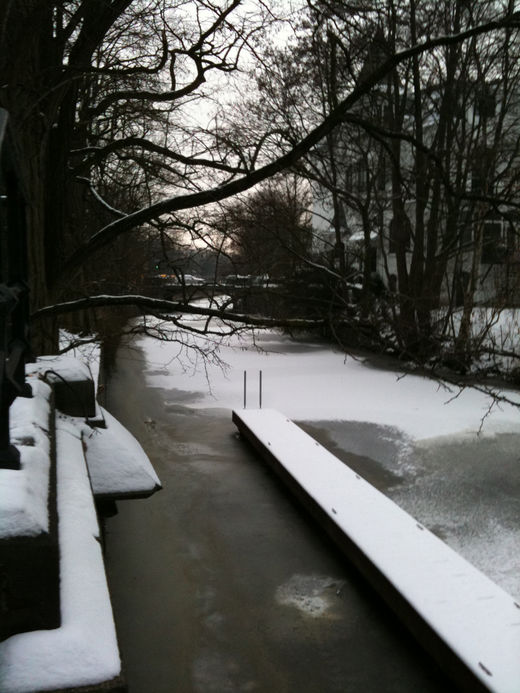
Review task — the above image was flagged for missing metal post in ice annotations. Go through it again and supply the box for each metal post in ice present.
[243,370,247,409]
[259,370,262,409]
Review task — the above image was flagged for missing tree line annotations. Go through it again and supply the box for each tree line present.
[1,0,520,380]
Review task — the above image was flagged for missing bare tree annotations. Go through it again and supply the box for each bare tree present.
[1,0,519,367]
[240,0,520,373]
[0,0,268,350]
[213,175,312,278]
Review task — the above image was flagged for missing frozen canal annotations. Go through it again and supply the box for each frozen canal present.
[104,324,520,692]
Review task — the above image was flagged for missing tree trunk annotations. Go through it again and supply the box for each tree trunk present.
[0,3,60,352]
[454,218,484,367]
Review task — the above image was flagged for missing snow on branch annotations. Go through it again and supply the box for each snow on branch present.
[31,294,326,330]
[75,177,125,218]
[61,11,520,279]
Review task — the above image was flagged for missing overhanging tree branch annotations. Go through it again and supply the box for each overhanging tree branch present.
[76,177,126,218]
[89,0,244,115]
[72,136,247,175]
[61,12,520,278]
[85,30,169,76]
[32,294,327,330]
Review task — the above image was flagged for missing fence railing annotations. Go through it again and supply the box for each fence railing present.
[0,108,32,469]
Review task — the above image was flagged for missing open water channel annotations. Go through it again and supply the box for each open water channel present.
[104,339,520,693]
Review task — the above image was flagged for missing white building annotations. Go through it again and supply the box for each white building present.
[311,78,520,306]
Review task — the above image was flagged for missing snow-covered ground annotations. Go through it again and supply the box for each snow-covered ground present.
[132,311,520,600]
[137,314,520,441]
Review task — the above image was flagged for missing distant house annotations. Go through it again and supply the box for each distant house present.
[311,76,520,307]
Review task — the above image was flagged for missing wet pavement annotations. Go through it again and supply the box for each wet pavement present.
[103,344,464,693]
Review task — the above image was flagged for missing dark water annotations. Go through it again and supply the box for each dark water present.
[103,344,457,693]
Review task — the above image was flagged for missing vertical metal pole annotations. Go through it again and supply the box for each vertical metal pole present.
[259,370,262,409]
[243,370,247,409]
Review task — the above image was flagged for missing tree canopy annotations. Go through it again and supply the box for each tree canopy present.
[2,0,520,376]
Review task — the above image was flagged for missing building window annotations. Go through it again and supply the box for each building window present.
[389,216,411,254]
[471,147,494,194]
[481,220,505,264]
[475,88,496,119]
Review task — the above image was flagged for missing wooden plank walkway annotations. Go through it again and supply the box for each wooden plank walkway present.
[233,408,520,693]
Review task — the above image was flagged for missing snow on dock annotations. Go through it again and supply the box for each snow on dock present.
[233,408,520,693]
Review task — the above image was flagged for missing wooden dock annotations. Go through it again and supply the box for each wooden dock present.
[233,408,520,693]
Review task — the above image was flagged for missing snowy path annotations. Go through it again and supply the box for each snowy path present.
[234,408,520,693]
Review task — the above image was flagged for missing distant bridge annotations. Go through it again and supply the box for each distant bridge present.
[145,275,341,320]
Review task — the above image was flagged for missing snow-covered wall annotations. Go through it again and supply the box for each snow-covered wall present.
[0,354,160,692]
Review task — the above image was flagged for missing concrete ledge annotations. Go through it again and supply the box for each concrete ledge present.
[0,422,125,692]
[233,409,520,693]
[0,536,60,640]
[1,377,60,639]
[83,407,161,500]
[1,354,161,691]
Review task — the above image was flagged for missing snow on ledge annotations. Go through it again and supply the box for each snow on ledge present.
[0,421,121,693]
[234,409,520,693]
[0,377,52,538]
[0,352,157,690]
[30,355,94,384]
[84,407,161,498]
[27,354,161,499]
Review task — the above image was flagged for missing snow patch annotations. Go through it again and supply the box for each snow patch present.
[0,377,52,539]
[275,574,345,618]
[31,355,93,385]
